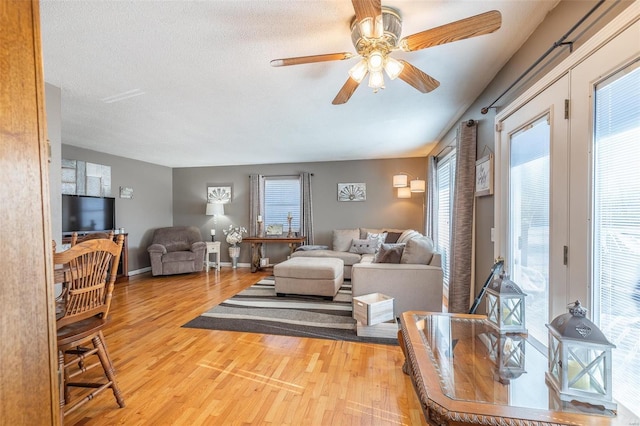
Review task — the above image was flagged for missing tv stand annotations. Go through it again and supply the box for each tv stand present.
[61,232,128,282]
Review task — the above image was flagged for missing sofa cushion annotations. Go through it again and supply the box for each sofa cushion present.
[333,229,360,252]
[349,239,378,254]
[374,243,406,263]
[291,249,362,266]
[163,250,197,262]
[401,236,436,265]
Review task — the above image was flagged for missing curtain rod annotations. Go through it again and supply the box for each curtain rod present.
[480,0,605,114]
[248,173,314,178]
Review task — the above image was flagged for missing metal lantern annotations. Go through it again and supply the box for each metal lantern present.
[480,331,527,384]
[485,270,528,334]
[545,300,616,410]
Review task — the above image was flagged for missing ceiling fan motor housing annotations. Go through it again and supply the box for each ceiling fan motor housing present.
[350,7,402,57]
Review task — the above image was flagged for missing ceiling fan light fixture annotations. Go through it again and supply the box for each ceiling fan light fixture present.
[384,57,404,80]
[348,59,369,83]
[368,70,385,91]
[367,50,384,71]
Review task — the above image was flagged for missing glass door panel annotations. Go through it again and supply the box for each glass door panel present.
[592,62,640,413]
[509,117,550,343]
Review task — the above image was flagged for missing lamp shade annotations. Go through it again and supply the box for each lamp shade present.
[410,179,426,193]
[397,187,412,198]
[393,174,408,187]
[206,202,224,216]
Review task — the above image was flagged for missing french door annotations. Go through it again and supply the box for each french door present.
[497,75,569,344]
[497,15,639,414]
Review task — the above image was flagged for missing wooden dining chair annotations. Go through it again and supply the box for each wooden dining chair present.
[70,230,115,246]
[54,235,125,422]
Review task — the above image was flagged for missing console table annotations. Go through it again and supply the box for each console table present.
[242,236,305,273]
[398,311,634,425]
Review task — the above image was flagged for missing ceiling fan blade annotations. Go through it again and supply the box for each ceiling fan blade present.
[400,10,502,52]
[270,52,353,67]
[351,0,382,24]
[397,61,440,93]
[332,77,361,105]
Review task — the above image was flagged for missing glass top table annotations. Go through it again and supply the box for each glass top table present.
[399,312,638,425]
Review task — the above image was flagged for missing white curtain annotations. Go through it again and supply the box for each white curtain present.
[424,155,437,240]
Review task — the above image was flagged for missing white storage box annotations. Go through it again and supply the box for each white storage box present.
[353,293,394,326]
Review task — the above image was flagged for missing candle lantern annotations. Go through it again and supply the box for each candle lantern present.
[545,300,616,410]
[485,270,527,334]
[480,331,527,384]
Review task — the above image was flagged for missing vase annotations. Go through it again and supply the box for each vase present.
[228,245,240,269]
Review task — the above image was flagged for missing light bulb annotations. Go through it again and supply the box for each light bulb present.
[348,59,368,83]
[368,70,385,91]
[384,57,404,80]
[368,50,384,71]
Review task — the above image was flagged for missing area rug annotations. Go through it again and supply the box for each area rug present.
[183,277,397,345]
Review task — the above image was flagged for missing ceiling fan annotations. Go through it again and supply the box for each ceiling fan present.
[270,0,501,105]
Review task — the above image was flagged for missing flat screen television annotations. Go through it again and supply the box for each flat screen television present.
[62,194,116,234]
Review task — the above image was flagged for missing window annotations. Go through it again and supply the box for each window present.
[264,176,301,232]
[435,150,456,293]
[592,63,640,412]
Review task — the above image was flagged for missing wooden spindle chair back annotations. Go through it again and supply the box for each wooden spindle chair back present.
[54,236,123,329]
[70,230,115,246]
[54,234,125,421]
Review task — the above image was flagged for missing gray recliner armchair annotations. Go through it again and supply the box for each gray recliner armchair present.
[147,226,206,276]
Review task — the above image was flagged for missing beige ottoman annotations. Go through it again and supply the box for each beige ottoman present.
[274,257,344,300]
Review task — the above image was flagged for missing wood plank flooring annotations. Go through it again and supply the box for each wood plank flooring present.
[64,268,427,425]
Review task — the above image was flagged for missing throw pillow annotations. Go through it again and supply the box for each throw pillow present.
[397,229,422,244]
[348,239,378,254]
[333,229,360,252]
[374,243,405,263]
[400,236,436,265]
[366,231,387,250]
[384,231,403,244]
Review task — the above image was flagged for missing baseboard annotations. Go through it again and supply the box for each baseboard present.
[129,267,151,276]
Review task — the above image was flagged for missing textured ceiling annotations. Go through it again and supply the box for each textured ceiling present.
[40,1,558,168]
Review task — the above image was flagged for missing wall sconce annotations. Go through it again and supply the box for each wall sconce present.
[205,202,225,241]
[393,172,425,198]
[397,187,412,198]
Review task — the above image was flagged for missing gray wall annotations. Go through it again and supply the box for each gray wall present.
[431,0,634,296]
[45,83,62,245]
[173,157,427,264]
[61,145,173,272]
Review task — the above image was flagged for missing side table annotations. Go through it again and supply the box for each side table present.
[205,241,221,272]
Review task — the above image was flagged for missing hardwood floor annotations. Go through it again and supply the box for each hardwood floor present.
[64,268,427,425]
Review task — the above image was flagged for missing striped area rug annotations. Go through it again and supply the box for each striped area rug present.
[183,277,397,345]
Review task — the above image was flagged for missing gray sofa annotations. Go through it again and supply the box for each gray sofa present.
[147,226,206,276]
[292,228,444,316]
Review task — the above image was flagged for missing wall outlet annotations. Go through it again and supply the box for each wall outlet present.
[490,227,495,242]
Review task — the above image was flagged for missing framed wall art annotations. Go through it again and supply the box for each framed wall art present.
[207,186,232,203]
[337,183,366,202]
[119,186,134,199]
[475,154,494,197]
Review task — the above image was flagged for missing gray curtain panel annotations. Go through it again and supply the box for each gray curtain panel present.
[248,174,264,237]
[449,121,477,313]
[300,172,314,245]
[424,155,437,240]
